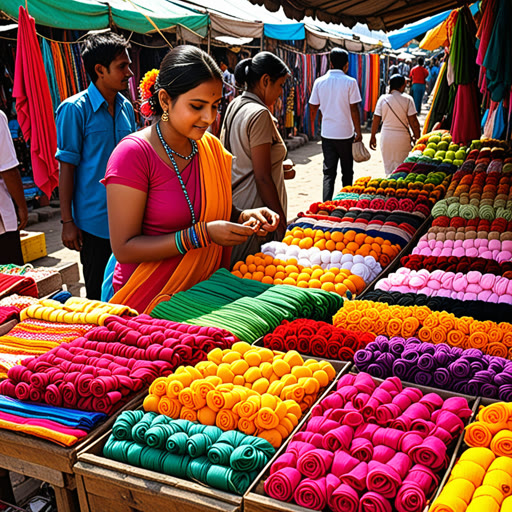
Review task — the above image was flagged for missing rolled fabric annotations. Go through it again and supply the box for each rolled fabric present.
[480,402,511,425]
[294,477,327,510]
[350,437,373,462]
[330,483,360,512]
[410,436,447,471]
[297,448,334,479]
[323,425,354,452]
[264,467,302,502]
[359,491,392,512]
[341,461,368,492]
[430,492,468,512]
[459,447,496,471]
[465,422,493,448]
[490,430,512,457]
[465,495,501,512]
[366,460,402,498]
[331,451,359,477]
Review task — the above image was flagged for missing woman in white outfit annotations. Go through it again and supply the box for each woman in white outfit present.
[369,74,421,175]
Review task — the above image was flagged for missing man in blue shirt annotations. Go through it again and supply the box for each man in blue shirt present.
[56,32,136,300]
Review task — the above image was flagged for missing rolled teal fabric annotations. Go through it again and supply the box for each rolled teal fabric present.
[206,465,257,494]
[208,443,234,466]
[166,432,189,454]
[230,445,267,472]
[131,412,157,443]
[187,433,213,458]
[112,410,145,440]
[145,424,175,449]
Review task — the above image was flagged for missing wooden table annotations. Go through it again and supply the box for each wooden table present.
[0,393,145,512]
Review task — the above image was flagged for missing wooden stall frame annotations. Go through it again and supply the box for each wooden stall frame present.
[244,372,479,512]
[0,392,146,512]
[74,360,351,512]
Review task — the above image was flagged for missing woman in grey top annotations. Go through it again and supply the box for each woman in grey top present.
[221,52,295,265]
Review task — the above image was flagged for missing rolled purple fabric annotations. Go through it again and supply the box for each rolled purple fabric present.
[392,360,413,380]
[409,436,447,471]
[417,354,435,372]
[414,372,433,386]
[449,359,471,379]
[294,476,326,510]
[350,437,373,462]
[323,425,354,452]
[331,451,359,478]
[433,368,451,388]
[360,491,392,512]
[297,449,334,479]
[355,350,374,370]
[264,468,302,502]
[270,453,297,475]
[330,483,360,512]
[341,461,368,492]
[367,460,402,498]
[367,364,388,380]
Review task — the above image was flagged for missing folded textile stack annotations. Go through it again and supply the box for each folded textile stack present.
[263,372,473,512]
[333,301,512,359]
[0,315,237,414]
[375,267,512,304]
[0,395,106,446]
[465,402,512,457]
[143,342,336,448]
[0,294,40,311]
[0,273,38,299]
[354,335,512,399]
[363,289,512,325]
[103,412,275,494]
[151,269,342,343]
[430,447,512,512]
[21,297,138,325]
[263,319,375,361]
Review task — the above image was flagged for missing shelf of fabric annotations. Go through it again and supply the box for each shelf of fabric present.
[73,359,351,512]
[244,373,478,512]
[0,391,146,512]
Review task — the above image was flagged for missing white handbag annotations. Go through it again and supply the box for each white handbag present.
[353,141,371,163]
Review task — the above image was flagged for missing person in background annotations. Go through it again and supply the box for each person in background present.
[104,46,279,313]
[55,32,136,300]
[409,57,429,115]
[309,48,362,202]
[398,59,411,79]
[0,109,28,265]
[428,58,440,94]
[219,58,236,102]
[369,75,421,175]
[221,51,293,265]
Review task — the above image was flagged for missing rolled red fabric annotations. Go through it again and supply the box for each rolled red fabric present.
[270,453,297,475]
[360,491,392,512]
[323,425,354,452]
[341,461,368,491]
[297,449,334,479]
[330,483,360,512]
[409,436,447,471]
[331,451,360,478]
[294,477,327,510]
[264,468,302,502]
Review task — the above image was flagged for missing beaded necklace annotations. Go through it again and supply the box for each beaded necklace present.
[156,122,198,224]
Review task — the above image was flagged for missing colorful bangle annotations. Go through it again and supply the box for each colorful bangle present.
[174,222,212,255]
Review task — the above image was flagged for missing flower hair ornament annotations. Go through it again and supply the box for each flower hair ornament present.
[139,68,159,117]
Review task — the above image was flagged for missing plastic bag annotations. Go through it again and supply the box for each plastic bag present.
[353,141,371,163]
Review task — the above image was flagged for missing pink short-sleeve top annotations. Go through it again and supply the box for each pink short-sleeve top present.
[103,135,200,291]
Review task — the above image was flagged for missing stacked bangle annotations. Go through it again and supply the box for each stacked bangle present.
[175,222,211,255]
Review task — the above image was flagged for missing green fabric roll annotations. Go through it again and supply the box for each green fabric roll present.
[166,432,189,454]
[447,202,461,218]
[187,455,213,483]
[241,436,275,458]
[161,451,191,478]
[187,433,213,458]
[208,443,234,466]
[230,445,266,472]
[206,465,256,495]
[145,424,176,449]
[112,410,145,441]
[131,412,158,444]
[480,204,496,221]
[216,430,246,447]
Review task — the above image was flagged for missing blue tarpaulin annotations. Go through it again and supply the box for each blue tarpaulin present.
[388,2,479,50]
[264,22,305,40]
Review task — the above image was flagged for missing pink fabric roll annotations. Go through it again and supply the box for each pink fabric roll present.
[292,431,324,448]
[373,445,396,464]
[400,432,425,453]
[294,477,327,510]
[372,427,404,450]
[409,436,447,471]
[264,467,302,502]
[330,483,360,512]
[331,451,359,478]
[297,449,334,479]
[306,416,339,434]
[323,425,354,452]
[270,453,297,475]
[341,461,368,492]
[366,460,402,498]
[360,491,392,512]
[350,437,374,462]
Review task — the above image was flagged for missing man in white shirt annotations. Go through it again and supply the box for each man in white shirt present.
[0,109,28,264]
[309,48,363,201]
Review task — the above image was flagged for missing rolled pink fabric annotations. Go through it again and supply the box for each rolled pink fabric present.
[367,460,402,498]
[323,425,354,452]
[410,436,447,471]
[341,461,368,491]
[331,451,359,478]
[360,491,392,512]
[376,403,402,424]
[337,373,357,388]
[410,419,435,435]
[373,445,396,463]
[293,431,324,448]
[395,464,439,512]
[372,427,404,450]
[270,453,297,475]
[355,423,380,441]
[306,417,340,434]
[419,393,444,413]
[350,437,373,462]
[353,372,376,394]
[297,449,334,479]
[287,440,316,457]
[440,397,472,419]
[294,477,327,510]
[330,483,360,512]
[400,432,425,454]
[432,410,464,437]
[264,468,302,502]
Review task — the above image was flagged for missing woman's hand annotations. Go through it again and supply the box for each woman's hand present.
[283,159,296,180]
[207,220,255,246]
[239,208,280,236]
[369,135,377,151]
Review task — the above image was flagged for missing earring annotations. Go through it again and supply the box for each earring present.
[161,110,169,122]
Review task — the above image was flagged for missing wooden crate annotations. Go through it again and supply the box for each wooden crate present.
[20,231,47,263]
[0,392,145,512]
[244,373,479,512]
[74,361,351,512]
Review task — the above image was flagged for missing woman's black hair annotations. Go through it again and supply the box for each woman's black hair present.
[150,45,222,116]
[81,32,131,83]
[233,51,290,90]
[390,74,406,91]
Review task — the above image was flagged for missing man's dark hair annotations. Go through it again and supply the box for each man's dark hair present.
[81,32,131,83]
[390,74,406,91]
[418,57,425,66]
[330,48,349,70]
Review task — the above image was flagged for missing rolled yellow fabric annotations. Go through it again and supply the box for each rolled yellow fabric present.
[471,485,504,506]
[459,447,495,472]
[449,461,486,487]
[501,495,512,512]
[465,495,500,512]
[442,479,476,505]
[430,493,468,512]
[482,469,512,497]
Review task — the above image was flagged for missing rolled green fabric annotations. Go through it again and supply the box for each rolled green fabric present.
[131,412,157,444]
[230,445,267,472]
[241,436,275,459]
[188,423,207,436]
[144,424,175,449]
[216,430,246,447]
[140,445,164,472]
[206,465,256,495]
[161,451,191,478]
[480,204,496,221]
[166,432,189,454]
[103,436,130,464]
[208,442,234,466]
[172,419,193,433]
[447,202,460,218]
[126,441,144,467]
[112,410,145,441]
[187,433,213,458]
[460,204,479,220]
[187,455,213,483]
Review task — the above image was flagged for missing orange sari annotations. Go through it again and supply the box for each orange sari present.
[110,132,232,314]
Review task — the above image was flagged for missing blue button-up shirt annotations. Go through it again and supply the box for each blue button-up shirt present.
[55,82,136,239]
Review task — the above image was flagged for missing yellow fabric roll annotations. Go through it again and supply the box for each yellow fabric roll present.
[449,461,486,487]
[430,493,468,512]
[442,479,476,505]
[466,495,500,512]
[472,485,504,506]
[501,495,512,512]
[482,469,512,497]
[459,447,496,472]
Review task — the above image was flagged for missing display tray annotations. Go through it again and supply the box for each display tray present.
[244,372,478,512]
[0,390,146,512]
[73,360,351,512]
[358,214,432,299]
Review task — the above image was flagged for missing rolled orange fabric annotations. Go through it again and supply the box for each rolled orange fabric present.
[465,422,494,448]
[255,407,280,430]
[216,408,238,431]
[157,396,181,418]
[180,407,197,422]
[490,431,512,458]
[480,403,511,425]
